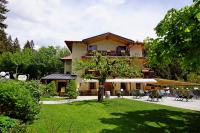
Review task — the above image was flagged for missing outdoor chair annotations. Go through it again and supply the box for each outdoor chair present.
[175,92,193,102]
[148,90,162,102]
[182,94,193,102]
[175,94,183,101]
[132,90,145,99]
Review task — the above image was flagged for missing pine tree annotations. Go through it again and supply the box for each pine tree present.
[0,0,9,53]
[23,40,31,49]
[13,37,21,52]
[7,35,13,52]
[30,40,34,50]
[0,31,7,53]
[0,0,8,29]
[23,40,35,50]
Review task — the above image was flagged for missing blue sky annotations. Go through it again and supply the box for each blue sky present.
[6,0,192,49]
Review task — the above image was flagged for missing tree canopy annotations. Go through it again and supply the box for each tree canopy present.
[0,46,69,79]
[145,0,200,80]
[74,52,142,101]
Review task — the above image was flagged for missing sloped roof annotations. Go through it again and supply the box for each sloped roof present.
[82,32,135,44]
[61,55,72,60]
[41,74,76,80]
[64,32,144,52]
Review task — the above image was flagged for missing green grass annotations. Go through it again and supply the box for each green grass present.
[40,97,66,101]
[28,99,200,133]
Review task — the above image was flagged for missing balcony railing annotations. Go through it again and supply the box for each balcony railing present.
[86,50,130,56]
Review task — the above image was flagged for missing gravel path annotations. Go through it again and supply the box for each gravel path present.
[126,96,200,111]
[40,96,200,111]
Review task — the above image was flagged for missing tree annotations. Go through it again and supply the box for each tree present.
[0,45,70,79]
[13,38,21,52]
[0,0,8,29]
[23,40,31,50]
[7,35,13,52]
[0,0,9,53]
[74,52,142,102]
[30,40,34,50]
[145,1,200,79]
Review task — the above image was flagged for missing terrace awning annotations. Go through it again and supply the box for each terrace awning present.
[82,78,200,86]
[82,78,157,83]
[150,78,200,86]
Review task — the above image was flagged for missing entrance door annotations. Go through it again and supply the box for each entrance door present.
[121,83,128,95]
[58,82,67,96]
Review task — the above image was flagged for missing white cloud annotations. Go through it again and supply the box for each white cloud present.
[5,0,192,48]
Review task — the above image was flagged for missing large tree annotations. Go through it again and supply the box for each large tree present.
[0,0,9,53]
[74,52,142,102]
[0,0,8,29]
[13,37,21,52]
[145,0,200,79]
[0,46,69,79]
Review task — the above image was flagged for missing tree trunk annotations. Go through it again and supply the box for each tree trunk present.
[98,82,104,102]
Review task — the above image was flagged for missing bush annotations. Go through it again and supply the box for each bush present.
[44,81,58,97]
[22,80,43,102]
[66,80,78,99]
[0,80,40,123]
[0,115,27,133]
[0,115,17,132]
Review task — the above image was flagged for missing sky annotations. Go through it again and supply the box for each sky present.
[6,0,193,49]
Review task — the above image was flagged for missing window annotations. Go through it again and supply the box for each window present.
[116,46,126,52]
[89,82,96,89]
[88,45,97,51]
[116,46,127,56]
[136,83,141,89]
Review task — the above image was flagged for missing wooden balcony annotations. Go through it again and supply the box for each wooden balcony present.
[86,50,130,57]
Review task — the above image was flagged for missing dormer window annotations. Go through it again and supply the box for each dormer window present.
[88,45,97,51]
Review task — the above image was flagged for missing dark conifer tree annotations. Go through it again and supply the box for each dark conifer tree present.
[23,40,31,49]
[13,37,21,52]
[0,0,9,53]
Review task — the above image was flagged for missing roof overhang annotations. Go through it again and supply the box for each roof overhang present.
[64,32,144,53]
[41,74,77,80]
[82,32,136,45]
[150,78,200,86]
[82,78,157,83]
[60,55,72,60]
[81,78,200,86]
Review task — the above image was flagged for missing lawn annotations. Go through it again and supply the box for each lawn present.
[28,99,200,133]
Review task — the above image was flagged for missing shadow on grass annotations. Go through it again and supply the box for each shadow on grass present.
[70,99,112,106]
[100,109,200,133]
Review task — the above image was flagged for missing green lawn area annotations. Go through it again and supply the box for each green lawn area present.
[40,97,66,101]
[28,99,200,133]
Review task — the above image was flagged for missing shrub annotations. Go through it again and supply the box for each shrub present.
[0,115,17,132]
[0,80,40,123]
[44,81,58,97]
[0,115,27,133]
[66,80,78,99]
[22,80,43,102]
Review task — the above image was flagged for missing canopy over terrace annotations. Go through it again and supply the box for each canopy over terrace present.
[82,78,157,83]
[150,78,200,86]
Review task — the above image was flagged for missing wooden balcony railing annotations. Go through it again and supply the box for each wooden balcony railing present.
[86,50,130,56]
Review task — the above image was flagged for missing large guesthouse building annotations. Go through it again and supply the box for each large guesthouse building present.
[60,32,154,96]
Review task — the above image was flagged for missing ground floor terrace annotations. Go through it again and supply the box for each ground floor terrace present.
[77,78,200,96]
[41,74,200,97]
